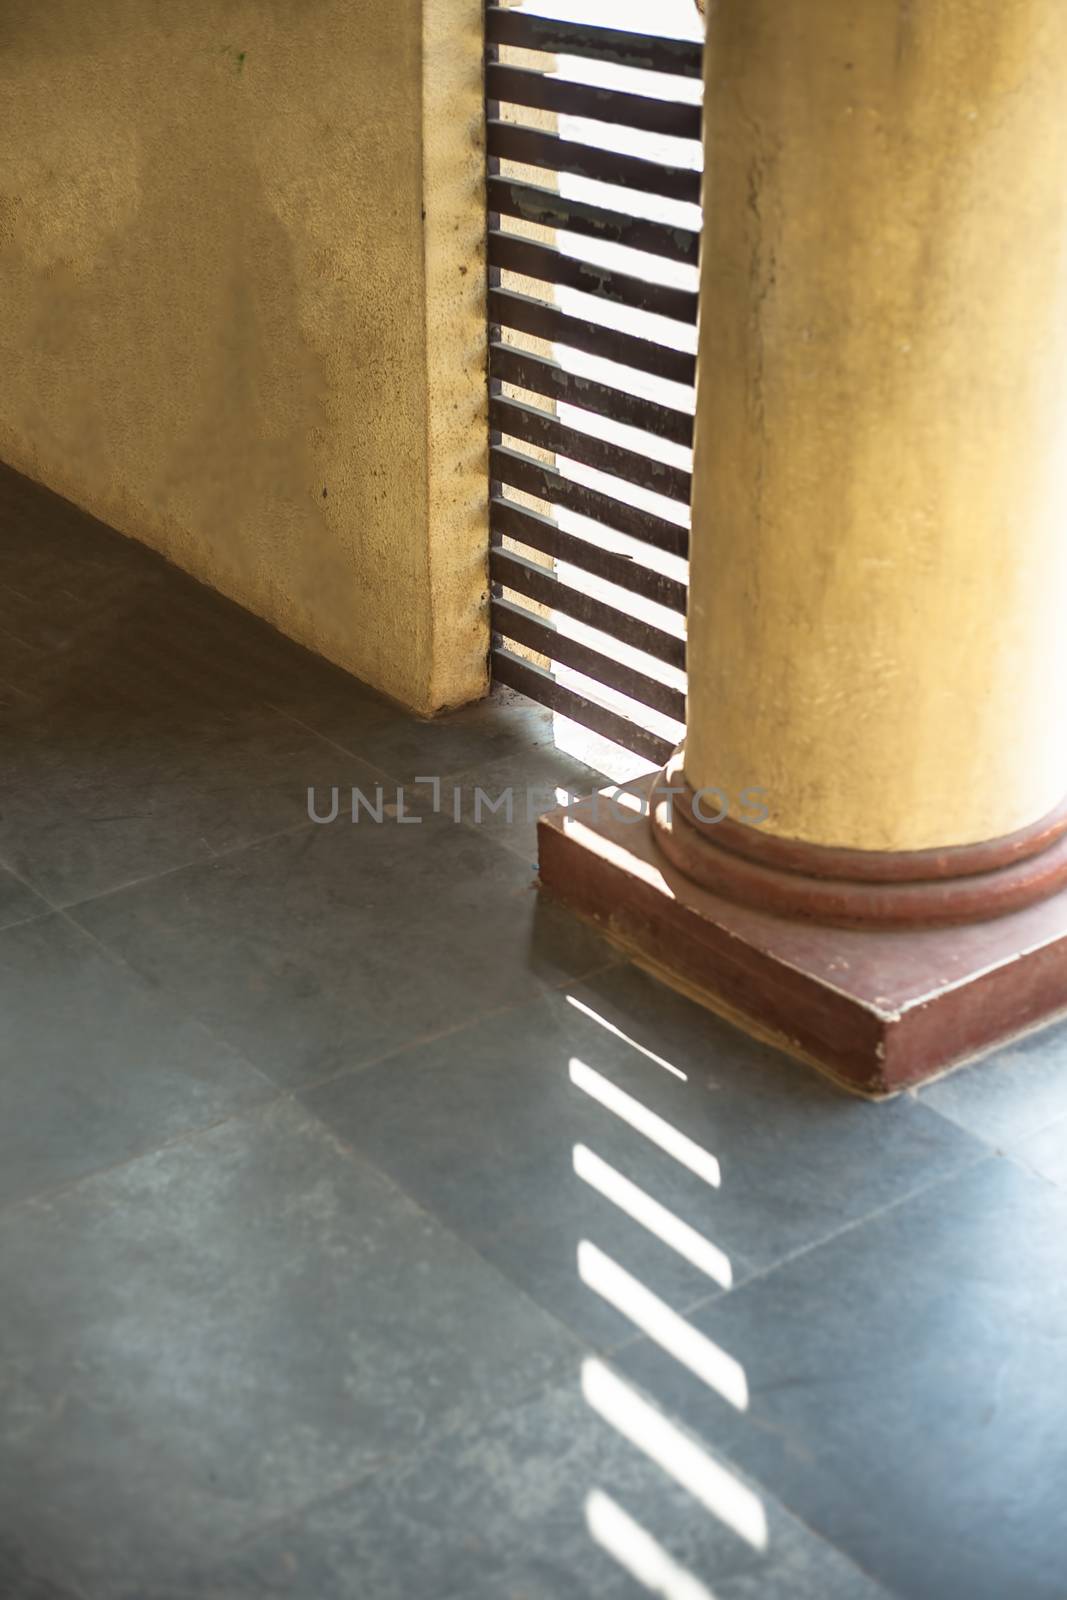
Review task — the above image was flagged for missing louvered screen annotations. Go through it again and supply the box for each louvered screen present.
[486,4,702,766]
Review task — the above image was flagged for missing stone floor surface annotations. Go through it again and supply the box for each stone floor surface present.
[2,465,1066,1600]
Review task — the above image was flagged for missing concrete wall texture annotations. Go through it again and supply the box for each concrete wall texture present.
[0,0,489,715]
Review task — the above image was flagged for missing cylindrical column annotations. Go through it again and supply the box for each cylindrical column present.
[685,0,1067,855]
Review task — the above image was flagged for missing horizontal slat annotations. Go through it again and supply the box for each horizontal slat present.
[493,599,686,722]
[488,121,701,206]
[491,445,689,557]
[487,177,700,266]
[490,287,696,386]
[491,344,693,448]
[486,63,702,141]
[489,231,697,325]
[491,496,687,614]
[491,548,686,670]
[486,7,704,79]
[492,394,691,504]
[491,647,673,766]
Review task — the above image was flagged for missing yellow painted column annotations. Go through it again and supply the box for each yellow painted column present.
[686,0,1067,852]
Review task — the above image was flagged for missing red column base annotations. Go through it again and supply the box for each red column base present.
[537,778,1067,1097]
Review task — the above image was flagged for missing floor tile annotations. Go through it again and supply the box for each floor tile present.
[137,1372,887,1600]
[0,1099,578,1598]
[271,676,562,788]
[0,483,399,904]
[0,688,383,906]
[440,741,610,865]
[0,1535,84,1600]
[920,1016,1067,1147]
[58,564,364,725]
[0,559,161,664]
[71,816,612,1088]
[0,865,50,930]
[0,461,161,581]
[302,963,984,1348]
[1009,1114,1067,1189]
[0,471,167,661]
[615,1155,1067,1600]
[0,673,36,720]
[0,622,46,703]
[0,914,273,1211]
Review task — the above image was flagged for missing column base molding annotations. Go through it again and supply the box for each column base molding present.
[652,752,1067,928]
[537,777,1067,1097]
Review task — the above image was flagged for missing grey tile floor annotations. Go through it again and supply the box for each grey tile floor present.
[2,463,1066,1600]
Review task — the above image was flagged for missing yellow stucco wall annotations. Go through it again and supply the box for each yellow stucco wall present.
[0,0,488,715]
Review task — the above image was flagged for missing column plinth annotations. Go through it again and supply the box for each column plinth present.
[538,779,1067,1096]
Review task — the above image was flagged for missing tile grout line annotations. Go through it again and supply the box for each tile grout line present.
[0,849,64,915]
[0,1099,288,1226]
[152,1349,589,1592]
[0,952,624,1223]
[57,801,623,1109]
[1002,1140,1067,1194]
[0,901,56,936]
[56,818,315,917]
[3,684,420,922]
[47,904,283,1098]
[290,954,625,1100]
[7,675,624,976]
[914,1082,1067,1158]
[667,1146,998,1331]
[264,701,411,789]
[903,1090,1002,1148]
[268,697,572,795]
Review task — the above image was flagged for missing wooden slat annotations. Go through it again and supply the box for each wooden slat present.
[487,177,700,266]
[490,287,696,386]
[492,394,691,504]
[491,445,689,557]
[491,496,687,614]
[493,599,686,722]
[491,647,673,765]
[491,344,693,448]
[488,121,701,205]
[486,7,704,79]
[489,231,697,325]
[486,63,702,141]
[491,548,686,670]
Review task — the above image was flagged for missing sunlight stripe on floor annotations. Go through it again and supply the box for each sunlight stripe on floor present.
[574,1143,732,1288]
[586,1489,720,1600]
[570,1058,720,1185]
[578,1241,747,1409]
[582,1359,768,1551]
[566,994,687,1079]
